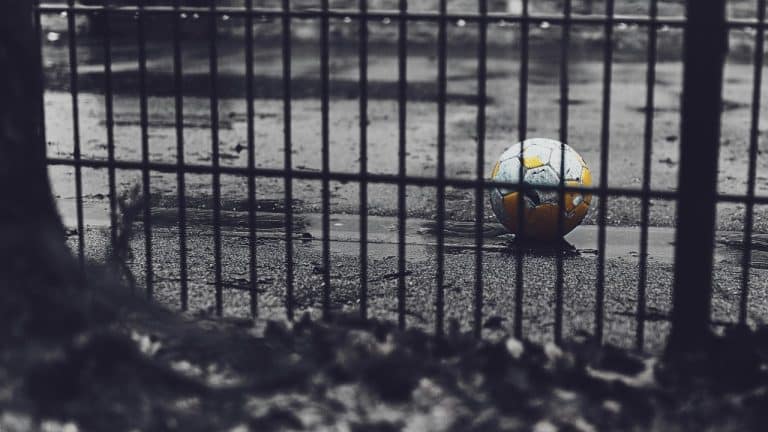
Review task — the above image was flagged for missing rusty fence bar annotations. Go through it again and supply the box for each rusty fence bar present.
[172,0,189,311]
[637,0,659,351]
[245,0,257,318]
[64,0,85,270]
[474,0,488,339]
[320,0,332,320]
[594,0,615,345]
[554,0,572,345]
[435,0,448,337]
[396,0,408,330]
[281,0,295,321]
[739,0,767,325]
[514,0,529,340]
[137,0,153,299]
[358,0,369,322]
[102,2,118,250]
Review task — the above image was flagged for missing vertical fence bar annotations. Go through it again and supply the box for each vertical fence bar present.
[397,0,408,330]
[282,0,295,320]
[670,0,727,352]
[34,0,52,248]
[435,0,448,338]
[320,0,332,320]
[359,0,369,321]
[554,0,572,345]
[65,0,85,271]
[595,0,615,344]
[514,0,530,339]
[739,0,766,325]
[173,0,189,311]
[637,0,659,352]
[245,0,258,318]
[208,0,223,316]
[34,0,46,185]
[102,2,118,253]
[137,0,154,299]
[474,0,488,338]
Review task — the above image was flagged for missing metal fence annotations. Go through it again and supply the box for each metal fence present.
[39,0,767,351]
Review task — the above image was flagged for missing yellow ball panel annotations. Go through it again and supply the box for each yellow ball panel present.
[491,161,501,178]
[581,166,593,205]
[523,156,545,169]
[581,166,592,186]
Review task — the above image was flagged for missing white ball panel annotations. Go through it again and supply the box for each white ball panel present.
[563,148,583,181]
[494,157,522,195]
[524,165,560,205]
[489,187,508,225]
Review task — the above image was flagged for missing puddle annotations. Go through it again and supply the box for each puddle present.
[497,239,581,258]
[147,209,306,231]
[47,72,487,104]
[60,201,306,231]
[297,214,681,262]
[150,197,303,213]
[718,233,768,269]
[59,200,765,270]
[719,233,768,251]
[416,220,509,238]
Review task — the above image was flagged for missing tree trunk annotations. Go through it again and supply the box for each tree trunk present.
[0,0,63,233]
[0,0,84,344]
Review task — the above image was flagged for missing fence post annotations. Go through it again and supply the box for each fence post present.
[669,0,727,352]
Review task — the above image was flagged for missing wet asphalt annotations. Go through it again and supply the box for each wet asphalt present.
[65,209,768,353]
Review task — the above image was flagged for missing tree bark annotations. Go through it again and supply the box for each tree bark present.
[0,0,63,233]
[0,1,84,344]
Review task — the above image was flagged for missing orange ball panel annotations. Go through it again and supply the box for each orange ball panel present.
[564,201,590,233]
[501,190,589,240]
[500,192,528,233]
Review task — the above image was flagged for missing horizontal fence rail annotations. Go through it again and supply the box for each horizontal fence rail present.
[34,4,768,29]
[38,0,767,352]
[42,158,768,205]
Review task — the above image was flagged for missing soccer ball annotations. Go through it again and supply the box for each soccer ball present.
[489,138,592,240]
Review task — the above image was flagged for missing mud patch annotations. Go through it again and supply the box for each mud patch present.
[554,98,589,106]
[151,196,303,213]
[101,112,232,130]
[719,233,768,251]
[144,208,305,231]
[500,238,581,258]
[49,71,490,105]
